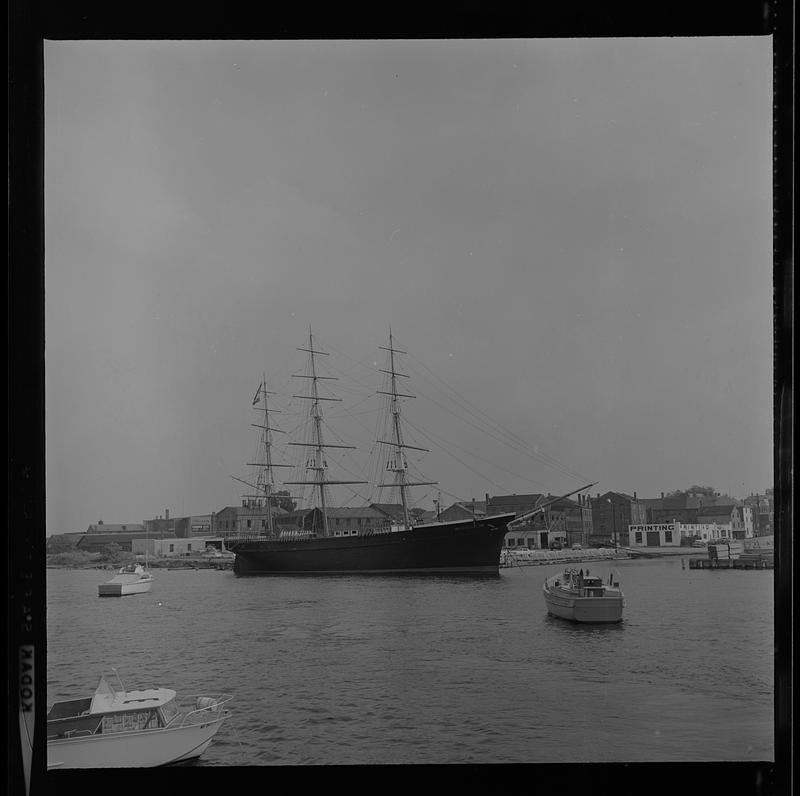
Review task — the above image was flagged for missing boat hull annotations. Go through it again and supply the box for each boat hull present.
[47,713,228,769]
[543,577,624,623]
[228,514,516,576]
[98,577,153,597]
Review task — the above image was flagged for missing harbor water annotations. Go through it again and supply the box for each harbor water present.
[46,557,774,765]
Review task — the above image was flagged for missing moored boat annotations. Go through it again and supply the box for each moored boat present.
[543,568,624,623]
[232,513,516,575]
[226,329,518,576]
[98,563,154,597]
[47,674,232,769]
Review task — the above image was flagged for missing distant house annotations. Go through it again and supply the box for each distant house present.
[696,504,753,539]
[212,503,288,537]
[369,503,409,526]
[485,493,546,520]
[545,494,593,548]
[438,500,486,523]
[84,522,145,535]
[77,530,149,553]
[590,492,647,546]
[485,493,549,549]
[76,521,149,553]
[743,492,774,535]
[133,536,221,558]
[276,506,392,536]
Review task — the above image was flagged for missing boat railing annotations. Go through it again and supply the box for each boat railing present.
[177,694,234,727]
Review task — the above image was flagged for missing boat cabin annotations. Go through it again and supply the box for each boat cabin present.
[551,570,611,597]
[47,681,179,740]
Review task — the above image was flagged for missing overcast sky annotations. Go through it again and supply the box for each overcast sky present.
[44,37,773,533]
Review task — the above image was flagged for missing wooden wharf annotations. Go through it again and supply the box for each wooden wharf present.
[689,556,774,570]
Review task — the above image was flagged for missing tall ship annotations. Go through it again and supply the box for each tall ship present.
[226,329,517,575]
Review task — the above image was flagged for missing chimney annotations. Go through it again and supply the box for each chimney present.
[634,491,637,501]
[661,492,664,499]
[165,509,169,520]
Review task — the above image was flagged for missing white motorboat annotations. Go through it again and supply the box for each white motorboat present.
[98,563,154,597]
[47,674,232,769]
[543,568,624,623]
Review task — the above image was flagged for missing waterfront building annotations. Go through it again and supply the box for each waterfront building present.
[627,520,733,547]
[485,493,547,549]
[438,500,487,523]
[83,521,145,535]
[626,522,681,547]
[544,493,593,548]
[639,492,704,524]
[590,492,647,546]
[696,504,753,539]
[189,515,212,536]
[368,503,410,527]
[743,492,773,535]
[485,493,546,518]
[133,536,226,558]
[76,528,150,553]
[212,502,288,537]
[675,523,731,543]
[273,506,394,536]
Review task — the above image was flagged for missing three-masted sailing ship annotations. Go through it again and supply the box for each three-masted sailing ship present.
[225,329,516,575]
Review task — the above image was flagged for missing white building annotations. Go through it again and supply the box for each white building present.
[628,523,681,547]
[133,536,226,558]
[627,521,732,547]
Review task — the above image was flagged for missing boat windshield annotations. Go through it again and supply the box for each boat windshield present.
[160,698,179,725]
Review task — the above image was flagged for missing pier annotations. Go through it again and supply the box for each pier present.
[689,557,774,570]
[500,548,630,568]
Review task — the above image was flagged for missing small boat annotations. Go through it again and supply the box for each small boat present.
[98,563,154,597]
[543,568,624,623]
[47,674,232,769]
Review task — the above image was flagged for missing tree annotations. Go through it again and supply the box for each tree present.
[668,485,716,498]
[98,542,133,565]
[46,535,78,554]
[270,490,296,513]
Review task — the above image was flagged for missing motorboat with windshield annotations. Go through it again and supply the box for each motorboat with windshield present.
[46,673,232,768]
[543,567,624,623]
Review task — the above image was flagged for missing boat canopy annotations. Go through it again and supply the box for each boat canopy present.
[89,677,176,715]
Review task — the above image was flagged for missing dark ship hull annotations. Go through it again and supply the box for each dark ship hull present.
[227,513,516,576]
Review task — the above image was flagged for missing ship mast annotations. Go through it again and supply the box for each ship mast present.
[284,327,366,537]
[377,330,437,530]
[233,376,292,537]
[247,377,286,534]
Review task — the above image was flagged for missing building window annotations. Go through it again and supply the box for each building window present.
[187,544,192,552]
[635,532,642,543]
[247,519,252,528]
[508,539,515,547]
[665,531,672,543]
[517,538,525,546]
[169,544,174,553]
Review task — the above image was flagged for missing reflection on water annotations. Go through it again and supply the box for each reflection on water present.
[47,558,773,764]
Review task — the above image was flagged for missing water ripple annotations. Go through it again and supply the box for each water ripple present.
[46,560,773,765]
